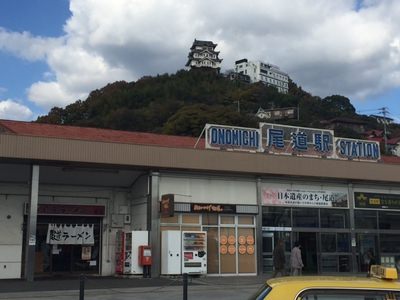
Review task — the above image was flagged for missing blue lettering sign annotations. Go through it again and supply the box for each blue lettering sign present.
[336,139,380,160]
[208,126,260,149]
[268,129,284,148]
[314,133,330,152]
[291,131,308,151]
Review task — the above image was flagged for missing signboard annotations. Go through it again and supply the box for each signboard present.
[160,194,174,217]
[260,123,335,158]
[191,203,236,214]
[46,224,95,245]
[25,204,106,216]
[203,123,380,162]
[256,107,297,121]
[205,124,260,151]
[262,187,348,208]
[82,246,92,260]
[335,138,380,161]
[354,192,400,210]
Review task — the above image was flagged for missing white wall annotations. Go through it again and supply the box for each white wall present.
[159,174,257,205]
[0,194,25,279]
[130,175,149,231]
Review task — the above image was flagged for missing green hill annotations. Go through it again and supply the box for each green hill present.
[36,69,391,139]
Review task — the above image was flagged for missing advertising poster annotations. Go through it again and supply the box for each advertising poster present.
[262,187,348,208]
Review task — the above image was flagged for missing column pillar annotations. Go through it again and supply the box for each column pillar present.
[348,183,357,273]
[256,177,263,275]
[148,171,160,277]
[24,165,39,281]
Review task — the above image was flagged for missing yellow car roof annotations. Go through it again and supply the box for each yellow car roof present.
[267,276,400,290]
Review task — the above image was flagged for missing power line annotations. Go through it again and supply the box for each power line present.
[378,107,389,154]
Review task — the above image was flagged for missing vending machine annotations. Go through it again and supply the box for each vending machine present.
[161,230,181,275]
[182,231,207,274]
[115,230,148,275]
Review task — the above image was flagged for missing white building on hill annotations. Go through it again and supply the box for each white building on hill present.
[235,58,289,93]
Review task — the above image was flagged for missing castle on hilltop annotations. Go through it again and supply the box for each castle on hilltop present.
[185,39,288,93]
[185,39,222,73]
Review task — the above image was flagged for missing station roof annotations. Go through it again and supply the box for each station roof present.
[0,119,205,149]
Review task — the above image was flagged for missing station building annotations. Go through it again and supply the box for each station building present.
[0,119,399,280]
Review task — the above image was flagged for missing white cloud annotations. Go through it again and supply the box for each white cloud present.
[1,0,400,111]
[0,99,33,120]
[0,27,63,61]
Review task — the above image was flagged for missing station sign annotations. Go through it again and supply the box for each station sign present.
[260,123,334,158]
[335,138,380,161]
[205,124,260,151]
[204,123,380,162]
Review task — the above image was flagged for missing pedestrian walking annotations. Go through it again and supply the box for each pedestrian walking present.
[290,242,304,276]
[366,249,377,277]
[272,239,286,277]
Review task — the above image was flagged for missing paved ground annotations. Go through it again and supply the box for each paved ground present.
[0,275,268,300]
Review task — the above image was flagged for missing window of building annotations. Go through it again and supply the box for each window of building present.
[292,208,318,227]
[320,209,349,228]
[337,233,350,252]
[321,233,336,252]
[379,211,400,229]
[182,214,200,224]
[220,215,235,224]
[355,210,377,229]
[202,214,218,225]
[262,207,291,227]
[238,215,254,225]
[380,234,400,253]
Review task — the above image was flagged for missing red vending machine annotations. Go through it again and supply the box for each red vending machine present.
[115,230,148,275]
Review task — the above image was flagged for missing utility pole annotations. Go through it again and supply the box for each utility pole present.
[379,107,389,154]
[235,100,240,113]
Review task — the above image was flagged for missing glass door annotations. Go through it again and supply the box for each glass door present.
[237,227,256,273]
[262,232,274,273]
[220,227,236,274]
[357,233,378,272]
[293,232,318,274]
[204,227,219,274]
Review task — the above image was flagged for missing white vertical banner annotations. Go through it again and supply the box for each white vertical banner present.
[46,224,95,245]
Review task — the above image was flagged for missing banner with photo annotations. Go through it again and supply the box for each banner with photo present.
[262,188,348,208]
[46,224,94,245]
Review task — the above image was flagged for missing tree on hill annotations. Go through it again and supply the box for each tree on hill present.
[36,68,384,141]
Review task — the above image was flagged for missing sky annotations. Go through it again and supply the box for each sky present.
[0,0,399,123]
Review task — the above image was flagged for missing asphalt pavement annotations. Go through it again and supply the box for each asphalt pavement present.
[0,275,267,300]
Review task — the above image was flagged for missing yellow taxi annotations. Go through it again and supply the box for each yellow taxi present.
[249,266,400,300]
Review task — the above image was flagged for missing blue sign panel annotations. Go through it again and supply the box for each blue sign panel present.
[204,123,380,163]
[260,123,335,158]
[205,124,260,151]
[335,138,380,161]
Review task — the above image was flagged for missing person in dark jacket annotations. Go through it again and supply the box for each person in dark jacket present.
[366,249,377,276]
[272,239,286,277]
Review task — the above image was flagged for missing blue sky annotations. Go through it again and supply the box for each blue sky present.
[0,0,399,123]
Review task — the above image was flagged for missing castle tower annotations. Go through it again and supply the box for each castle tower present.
[185,39,222,72]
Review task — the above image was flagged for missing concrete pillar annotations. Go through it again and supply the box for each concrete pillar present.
[148,171,160,277]
[256,177,263,275]
[348,183,357,273]
[24,165,39,281]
